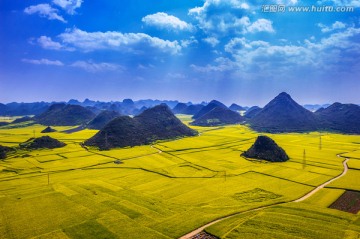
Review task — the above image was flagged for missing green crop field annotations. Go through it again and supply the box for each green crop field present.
[0,120,360,238]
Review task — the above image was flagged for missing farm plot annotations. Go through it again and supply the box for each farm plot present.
[0,124,360,238]
[205,203,360,239]
[347,158,360,170]
[327,169,360,191]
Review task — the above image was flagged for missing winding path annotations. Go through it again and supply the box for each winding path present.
[179,157,349,239]
[295,157,348,202]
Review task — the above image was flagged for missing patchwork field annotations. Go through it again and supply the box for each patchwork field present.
[0,119,359,238]
[205,203,360,239]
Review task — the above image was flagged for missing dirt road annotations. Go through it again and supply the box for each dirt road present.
[179,157,349,239]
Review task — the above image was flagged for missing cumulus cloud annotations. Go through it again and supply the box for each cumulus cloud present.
[203,37,220,47]
[180,37,198,48]
[225,37,253,54]
[225,38,314,71]
[22,58,64,66]
[189,1,247,34]
[142,12,193,31]
[189,0,274,35]
[37,28,182,54]
[191,57,237,72]
[308,27,360,50]
[52,0,83,15]
[59,28,181,54]
[247,19,275,33]
[24,4,66,23]
[37,36,64,50]
[318,21,346,33]
[71,61,124,73]
[192,26,360,76]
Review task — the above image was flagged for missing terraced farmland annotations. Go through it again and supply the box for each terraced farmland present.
[0,120,359,238]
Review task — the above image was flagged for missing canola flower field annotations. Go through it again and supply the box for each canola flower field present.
[0,116,359,238]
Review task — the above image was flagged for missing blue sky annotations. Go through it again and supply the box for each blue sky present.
[0,0,359,106]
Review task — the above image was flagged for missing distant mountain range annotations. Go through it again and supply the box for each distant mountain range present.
[0,99,181,116]
[172,103,204,115]
[244,106,262,119]
[0,98,334,117]
[1,94,360,134]
[191,107,244,126]
[229,104,247,111]
[0,102,51,116]
[303,104,331,112]
[193,100,227,119]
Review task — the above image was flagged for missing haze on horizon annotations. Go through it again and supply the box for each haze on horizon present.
[0,0,359,106]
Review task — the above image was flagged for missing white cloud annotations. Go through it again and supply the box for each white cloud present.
[240,3,250,9]
[71,61,124,73]
[318,21,346,33]
[316,27,360,49]
[191,57,237,72]
[225,37,250,54]
[306,27,360,50]
[56,28,181,54]
[228,39,313,69]
[22,58,64,66]
[189,1,274,35]
[53,0,83,15]
[188,0,249,34]
[317,0,360,8]
[181,37,198,48]
[247,19,275,33]
[24,4,66,23]
[203,37,220,47]
[192,26,360,76]
[37,36,67,50]
[194,41,310,73]
[142,12,193,31]
[37,28,182,54]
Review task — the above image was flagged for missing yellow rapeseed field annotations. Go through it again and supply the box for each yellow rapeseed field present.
[0,120,359,238]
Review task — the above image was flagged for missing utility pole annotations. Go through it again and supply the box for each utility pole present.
[48,173,50,185]
[303,149,306,170]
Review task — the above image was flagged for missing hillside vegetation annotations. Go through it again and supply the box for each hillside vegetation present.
[191,107,244,126]
[85,105,197,149]
[36,103,95,126]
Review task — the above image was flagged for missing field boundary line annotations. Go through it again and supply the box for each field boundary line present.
[178,202,286,239]
[294,157,348,202]
[178,156,349,239]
